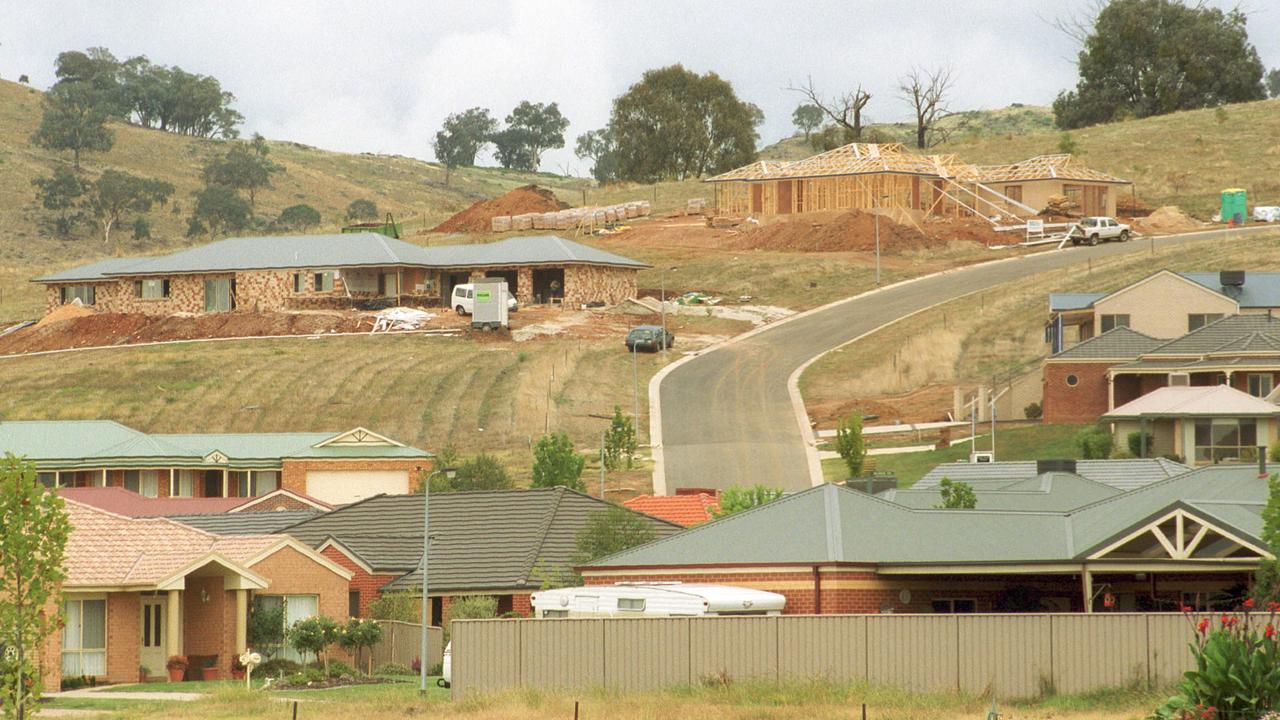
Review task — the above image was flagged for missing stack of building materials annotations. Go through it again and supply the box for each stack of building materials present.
[489,201,651,233]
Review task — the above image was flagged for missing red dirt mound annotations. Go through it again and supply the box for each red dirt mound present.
[728,211,988,254]
[432,185,570,234]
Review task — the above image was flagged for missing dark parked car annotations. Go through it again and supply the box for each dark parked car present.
[626,325,674,352]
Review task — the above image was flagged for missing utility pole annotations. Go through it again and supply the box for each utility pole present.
[600,430,606,499]
[632,344,639,432]
[874,199,882,286]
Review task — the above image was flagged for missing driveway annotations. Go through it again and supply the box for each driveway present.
[654,226,1275,493]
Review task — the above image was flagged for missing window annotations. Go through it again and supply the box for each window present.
[293,273,306,293]
[60,285,96,306]
[1065,374,1079,387]
[1064,184,1083,206]
[254,595,319,662]
[930,598,977,613]
[1004,185,1023,203]
[349,591,361,618]
[1100,314,1130,333]
[123,470,161,498]
[61,470,104,488]
[203,470,224,498]
[233,470,280,497]
[62,598,107,677]
[135,279,171,299]
[172,470,195,497]
[1194,418,1258,463]
[617,598,646,612]
[314,271,334,292]
[1188,313,1225,332]
[1248,374,1274,398]
[37,472,57,488]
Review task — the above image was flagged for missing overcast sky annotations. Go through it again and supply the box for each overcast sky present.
[3,0,1277,175]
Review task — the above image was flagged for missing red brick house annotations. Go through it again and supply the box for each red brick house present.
[45,500,351,689]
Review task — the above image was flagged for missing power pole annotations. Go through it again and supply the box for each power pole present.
[600,430,606,499]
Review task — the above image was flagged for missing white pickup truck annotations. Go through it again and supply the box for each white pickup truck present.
[1068,217,1132,245]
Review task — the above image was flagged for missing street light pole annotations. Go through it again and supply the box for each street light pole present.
[420,466,454,695]
[660,266,677,353]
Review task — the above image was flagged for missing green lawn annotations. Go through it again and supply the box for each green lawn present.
[824,422,1089,486]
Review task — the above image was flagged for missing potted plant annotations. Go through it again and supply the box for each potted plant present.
[165,655,188,682]
[230,657,246,681]
[138,665,150,683]
[200,657,220,681]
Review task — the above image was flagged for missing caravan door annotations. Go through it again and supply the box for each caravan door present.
[571,595,599,614]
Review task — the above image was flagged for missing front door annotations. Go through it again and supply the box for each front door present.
[140,598,165,677]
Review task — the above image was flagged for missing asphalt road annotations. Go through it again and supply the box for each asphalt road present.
[656,226,1276,493]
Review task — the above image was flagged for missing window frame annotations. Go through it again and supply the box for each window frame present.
[617,597,646,612]
[1247,373,1274,398]
[1100,314,1130,333]
[314,271,335,292]
[1193,418,1259,463]
[60,285,96,306]
[62,596,108,678]
[135,278,171,299]
[1188,313,1225,332]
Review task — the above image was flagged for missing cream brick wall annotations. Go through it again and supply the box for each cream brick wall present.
[1093,272,1238,339]
[564,264,637,306]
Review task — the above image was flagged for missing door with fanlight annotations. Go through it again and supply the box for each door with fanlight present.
[140,598,166,678]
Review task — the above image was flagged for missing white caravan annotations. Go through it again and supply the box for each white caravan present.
[531,582,786,618]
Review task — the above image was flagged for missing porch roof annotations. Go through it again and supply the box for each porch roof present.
[1103,385,1280,419]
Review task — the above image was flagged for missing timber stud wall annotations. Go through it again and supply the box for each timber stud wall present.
[452,613,1208,699]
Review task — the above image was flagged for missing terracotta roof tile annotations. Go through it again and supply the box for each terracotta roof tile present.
[623,494,720,527]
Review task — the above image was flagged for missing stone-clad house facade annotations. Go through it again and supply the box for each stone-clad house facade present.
[39,233,647,316]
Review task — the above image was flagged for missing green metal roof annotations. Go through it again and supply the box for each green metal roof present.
[588,466,1272,569]
[916,459,1190,492]
[36,233,649,282]
[0,420,429,469]
[881,472,1122,511]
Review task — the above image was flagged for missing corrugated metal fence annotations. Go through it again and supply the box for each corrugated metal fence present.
[452,614,1200,698]
[366,621,443,671]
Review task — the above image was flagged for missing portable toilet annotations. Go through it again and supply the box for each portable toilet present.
[471,277,510,331]
[1221,189,1247,225]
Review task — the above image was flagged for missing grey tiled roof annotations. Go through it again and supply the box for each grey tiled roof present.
[1146,314,1280,356]
[1051,327,1164,360]
[915,458,1190,492]
[280,488,681,593]
[170,510,323,535]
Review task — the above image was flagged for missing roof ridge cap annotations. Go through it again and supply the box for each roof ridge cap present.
[519,486,564,585]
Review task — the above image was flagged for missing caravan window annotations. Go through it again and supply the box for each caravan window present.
[617,598,646,612]
[541,610,569,618]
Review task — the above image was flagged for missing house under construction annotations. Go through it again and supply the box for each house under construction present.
[705,143,1130,223]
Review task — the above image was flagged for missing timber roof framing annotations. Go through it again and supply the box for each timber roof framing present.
[975,154,1129,184]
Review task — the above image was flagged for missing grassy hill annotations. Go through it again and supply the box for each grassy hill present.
[0,79,710,319]
[760,104,1056,161]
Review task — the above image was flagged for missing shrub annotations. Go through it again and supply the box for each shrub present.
[446,595,498,640]
[1153,605,1280,719]
[834,413,866,478]
[325,660,356,679]
[1127,431,1154,458]
[374,662,412,677]
[1023,402,1042,420]
[283,668,326,687]
[132,216,151,240]
[1075,426,1114,459]
[368,591,417,622]
[256,659,300,678]
[1269,444,1280,464]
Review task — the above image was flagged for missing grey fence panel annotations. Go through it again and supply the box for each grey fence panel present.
[452,613,1203,699]
[367,621,442,672]
[519,619,606,690]
[867,615,959,693]
[689,616,779,682]
[452,618,520,698]
[958,614,1052,699]
[603,617,692,692]
[776,615,867,682]
[1051,614,1149,695]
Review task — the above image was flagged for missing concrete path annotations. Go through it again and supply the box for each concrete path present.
[653,225,1277,493]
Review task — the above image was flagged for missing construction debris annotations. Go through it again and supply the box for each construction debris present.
[432,185,569,234]
[1039,195,1080,217]
[495,201,651,233]
[34,300,95,329]
[370,307,436,333]
[676,292,721,306]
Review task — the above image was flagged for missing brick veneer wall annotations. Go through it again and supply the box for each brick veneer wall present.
[318,545,400,618]
[564,265,637,306]
[105,592,140,684]
[252,545,350,624]
[236,270,293,312]
[279,458,431,495]
[237,494,322,512]
[183,576,234,677]
[1042,361,1115,423]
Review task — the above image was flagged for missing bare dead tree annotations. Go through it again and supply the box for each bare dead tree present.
[898,66,955,149]
[786,76,871,141]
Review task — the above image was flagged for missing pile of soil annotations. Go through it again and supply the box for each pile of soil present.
[727,210,986,254]
[921,217,1007,246]
[431,185,570,234]
[33,303,95,329]
[1130,206,1205,235]
[1116,194,1154,217]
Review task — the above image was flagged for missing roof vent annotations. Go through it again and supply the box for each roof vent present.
[1036,459,1077,474]
[1220,270,1245,287]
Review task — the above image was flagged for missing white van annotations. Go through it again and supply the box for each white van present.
[531,583,786,618]
[450,283,518,315]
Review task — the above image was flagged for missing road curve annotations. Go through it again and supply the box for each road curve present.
[654,226,1275,494]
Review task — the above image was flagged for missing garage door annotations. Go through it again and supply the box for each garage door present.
[305,470,409,505]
